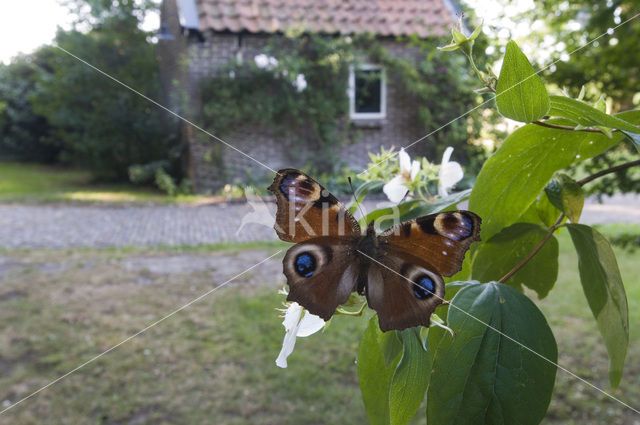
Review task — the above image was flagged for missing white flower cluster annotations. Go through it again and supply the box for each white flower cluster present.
[293,73,307,92]
[254,53,278,70]
[383,147,464,204]
[254,54,307,93]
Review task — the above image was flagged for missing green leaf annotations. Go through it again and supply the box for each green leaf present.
[536,193,563,227]
[621,130,640,153]
[567,224,629,388]
[400,189,472,221]
[544,173,584,223]
[350,180,385,214]
[437,43,460,52]
[366,199,421,231]
[495,41,550,122]
[367,190,472,232]
[447,253,473,282]
[469,110,640,240]
[358,316,402,425]
[514,193,561,228]
[427,281,477,364]
[389,328,430,425]
[472,223,558,298]
[594,95,607,113]
[549,95,640,134]
[427,282,557,425]
[468,22,483,41]
[452,28,467,44]
[577,85,586,101]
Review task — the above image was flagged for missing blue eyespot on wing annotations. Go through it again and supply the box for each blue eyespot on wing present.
[295,253,316,277]
[413,275,435,299]
[282,241,358,321]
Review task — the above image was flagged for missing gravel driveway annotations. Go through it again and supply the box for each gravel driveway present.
[0,194,638,249]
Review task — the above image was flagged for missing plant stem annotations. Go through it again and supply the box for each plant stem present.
[497,158,640,283]
[336,301,367,317]
[577,158,640,186]
[465,52,495,92]
[498,213,564,283]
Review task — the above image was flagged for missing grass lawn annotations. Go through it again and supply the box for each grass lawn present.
[0,162,209,204]
[0,226,638,424]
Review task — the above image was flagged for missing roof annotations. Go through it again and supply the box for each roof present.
[193,0,458,38]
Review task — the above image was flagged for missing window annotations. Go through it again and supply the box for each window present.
[349,64,386,120]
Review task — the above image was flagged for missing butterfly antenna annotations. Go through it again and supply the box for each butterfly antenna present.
[348,176,367,222]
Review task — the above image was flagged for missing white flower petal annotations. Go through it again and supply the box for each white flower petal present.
[254,54,269,69]
[441,146,454,166]
[276,302,324,368]
[275,327,298,368]
[294,73,307,92]
[438,162,464,197]
[438,147,463,197]
[383,175,409,203]
[440,161,463,187]
[438,183,449,198]
[282,302,304,331]
[296,311,325,337]
[398,148,411,173]
[410,160,420,180]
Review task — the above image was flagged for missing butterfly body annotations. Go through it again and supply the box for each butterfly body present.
[269,169,481,332]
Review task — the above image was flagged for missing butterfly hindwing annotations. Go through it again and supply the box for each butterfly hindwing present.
[380,211,481,277]
[283,237,359,321]
[365,251,445,332]
[269,169,361,243]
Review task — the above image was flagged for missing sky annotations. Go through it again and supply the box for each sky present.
[0,0,159,64]
[0,1,71,64]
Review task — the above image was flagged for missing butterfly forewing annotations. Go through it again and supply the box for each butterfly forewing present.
[380,211,481,277]
[269,169,361,243]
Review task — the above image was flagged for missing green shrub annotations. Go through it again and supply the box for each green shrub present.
[0,51,61,162]
[32,15,180,181]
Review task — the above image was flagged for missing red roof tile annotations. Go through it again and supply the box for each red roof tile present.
[195,0,456,37]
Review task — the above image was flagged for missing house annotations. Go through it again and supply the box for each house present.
[158,0,460,192]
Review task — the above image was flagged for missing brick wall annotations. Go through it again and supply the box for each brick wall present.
[161,17,429,192]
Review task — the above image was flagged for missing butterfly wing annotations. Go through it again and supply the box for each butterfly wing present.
[282,237,359,321]
[269,169,361,243]
[364,211,481,331]
[379,211,481,277]
[365,251,445,332]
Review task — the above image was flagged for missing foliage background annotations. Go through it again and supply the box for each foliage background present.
[0,0,182,184]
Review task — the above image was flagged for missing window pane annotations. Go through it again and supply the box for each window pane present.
[354,69,382,114]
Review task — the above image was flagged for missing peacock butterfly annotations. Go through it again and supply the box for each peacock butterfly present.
[268,168,481,331]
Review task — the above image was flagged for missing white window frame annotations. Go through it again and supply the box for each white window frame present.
[348,64,387,120]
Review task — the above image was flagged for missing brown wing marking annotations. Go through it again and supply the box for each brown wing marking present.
[268,169,360,243]
[283,237,359,321]
[365,251,445,332]
[380,211,481,277]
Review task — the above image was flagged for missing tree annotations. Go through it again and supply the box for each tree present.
[32,1,180,180]
[0,50,61,162]
[530,0,639,111]
[460,0,640,196]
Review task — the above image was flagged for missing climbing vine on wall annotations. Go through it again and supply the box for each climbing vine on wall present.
[200,31,487,175]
